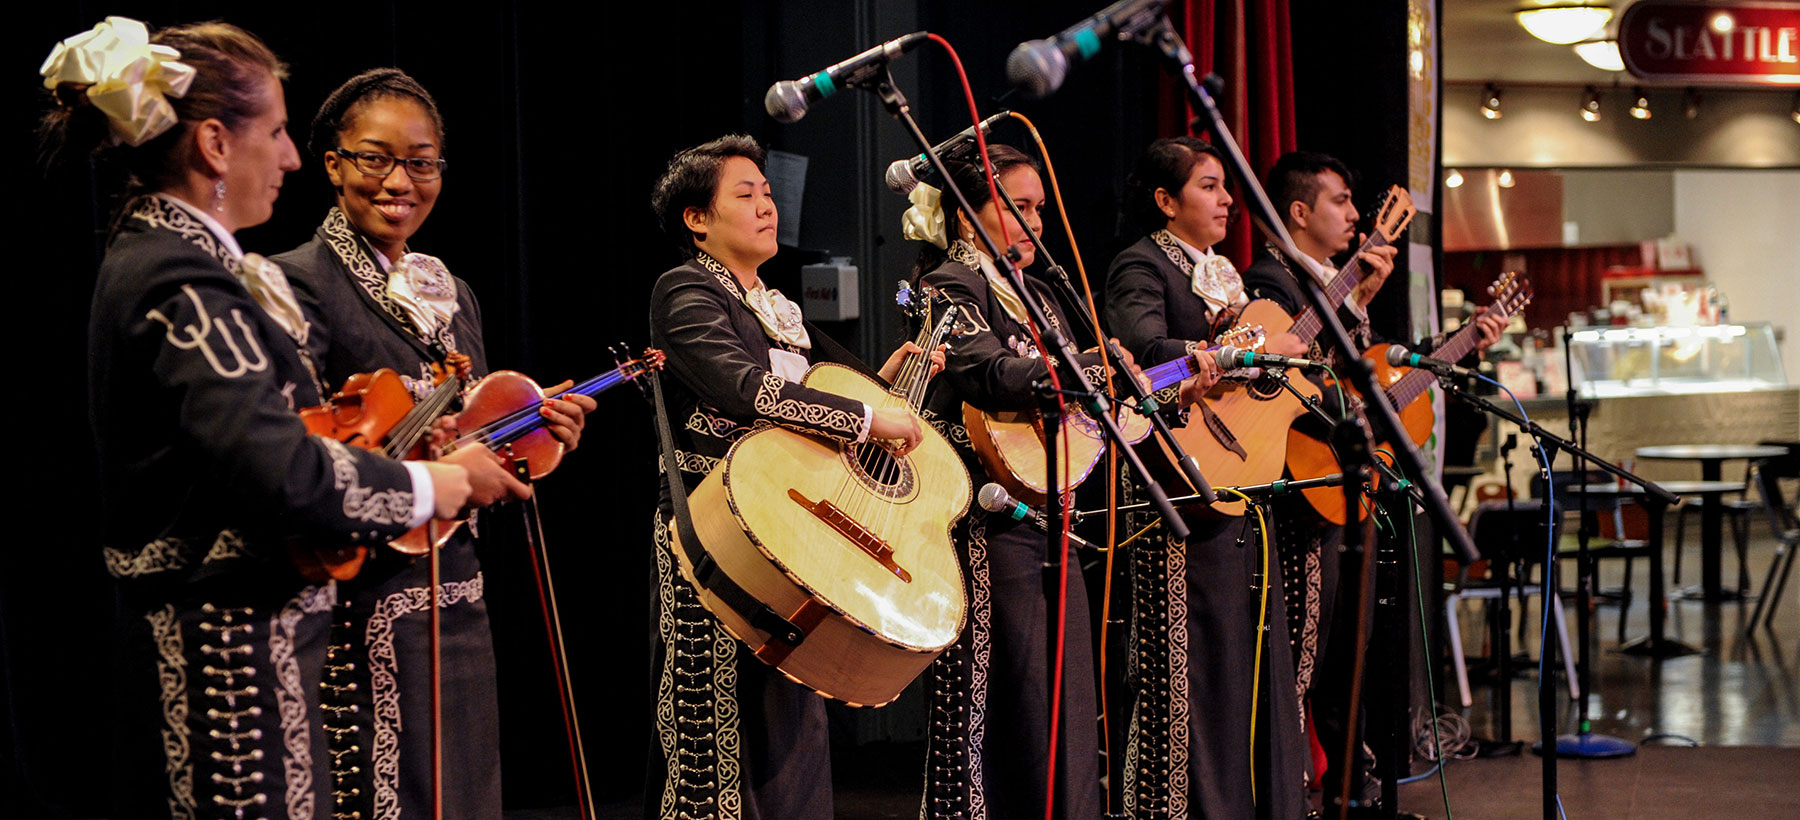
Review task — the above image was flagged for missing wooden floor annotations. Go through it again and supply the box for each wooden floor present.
[553,516,1800,819]
[1396,746,1800,820]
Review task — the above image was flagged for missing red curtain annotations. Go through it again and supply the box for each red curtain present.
[1157,0,1297,269]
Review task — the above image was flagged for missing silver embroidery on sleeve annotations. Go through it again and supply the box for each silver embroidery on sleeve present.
[752,372,862,437]
[320,438,415,525]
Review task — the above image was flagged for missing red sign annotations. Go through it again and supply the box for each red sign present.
[1619,1,1800,84]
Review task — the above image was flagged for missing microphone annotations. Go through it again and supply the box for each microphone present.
[1215,345,1321,372]
[978,483,1097,551]
[765,32,929,123]
[884,112,1010,194]
[1005,0,1169,99]
[1385,345,1478,379]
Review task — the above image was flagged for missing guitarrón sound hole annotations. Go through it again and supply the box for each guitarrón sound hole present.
[845,443,916,499]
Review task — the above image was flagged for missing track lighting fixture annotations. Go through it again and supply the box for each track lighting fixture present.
[1629,88,1652,120]
[1481,84,1504,120]
[1580,86,1602,121]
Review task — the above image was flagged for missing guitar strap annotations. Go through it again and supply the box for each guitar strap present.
[801,319,884,383]
[647,369,806,648]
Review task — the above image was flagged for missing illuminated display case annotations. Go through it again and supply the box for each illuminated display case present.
[1567,322,1787,398]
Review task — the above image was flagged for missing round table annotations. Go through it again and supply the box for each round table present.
[1568,482,1745,658]
[1634,445,1786,601]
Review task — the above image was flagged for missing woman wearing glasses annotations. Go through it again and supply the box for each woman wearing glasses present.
[271,68,592,818]
[43,19,474,816]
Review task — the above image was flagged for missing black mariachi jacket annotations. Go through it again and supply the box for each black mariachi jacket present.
[90,196,415,589]
[649,253,870,502]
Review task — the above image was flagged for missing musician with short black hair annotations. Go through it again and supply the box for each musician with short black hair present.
[645,133,929,820]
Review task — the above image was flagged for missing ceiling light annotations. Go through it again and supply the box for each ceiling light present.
[1581,86,1602,121]
[1481,84,1504,120]
[1516,4,1614,45]
[1497,169,1516,188]
[1683,87,1701,120]
[1573,39,1625,71]
[1445,169,1465,188]
[1629,88,1652,120]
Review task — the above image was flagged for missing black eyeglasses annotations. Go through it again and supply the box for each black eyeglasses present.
[333,148,447,181]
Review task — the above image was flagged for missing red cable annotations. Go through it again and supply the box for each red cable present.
[926,33,1072,820]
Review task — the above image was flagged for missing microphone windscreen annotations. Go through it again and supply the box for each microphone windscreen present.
[764,81,808,124]
[1384,345,1412,367]
[977,483,1010,513]
[885,159,919,195]
[1005,40,1065,99]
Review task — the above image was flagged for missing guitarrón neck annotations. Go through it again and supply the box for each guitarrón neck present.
[1286,233,1390,344]
[892,305,961,411]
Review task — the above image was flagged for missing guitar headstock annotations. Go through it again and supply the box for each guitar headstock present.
[1486,271,1534,320]
[1216,322,1267,353]
[895,280,931,326]
[1371,185,1417,244]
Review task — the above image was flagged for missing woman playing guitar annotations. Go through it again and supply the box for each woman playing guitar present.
[1104,137,1311,820]
[909,143,1134,820]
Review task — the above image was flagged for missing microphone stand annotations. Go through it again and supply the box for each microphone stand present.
[1555,329,1635,762]
[1122,16,1479,819]
[990,174,1217,502]
[1433,376,1676,820]
[848,63,1193,818]
[1075,472,1346,521]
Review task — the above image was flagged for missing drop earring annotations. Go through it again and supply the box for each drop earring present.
[213,178,227,215]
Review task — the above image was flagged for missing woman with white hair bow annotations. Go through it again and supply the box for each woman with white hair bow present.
[40,17,474,818]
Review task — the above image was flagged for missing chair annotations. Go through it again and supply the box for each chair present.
[1747,449,1800,633]
[1446,500,1580,708]
[1538,470,1652,643]
[1672,459,1756,594]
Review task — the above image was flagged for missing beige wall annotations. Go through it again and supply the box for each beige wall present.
[1443,84,1800,168]
[1673,169,1800,384]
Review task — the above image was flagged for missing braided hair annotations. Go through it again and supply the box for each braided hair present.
[308,67,445,159]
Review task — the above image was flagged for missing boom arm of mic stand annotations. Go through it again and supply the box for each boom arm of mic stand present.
[868,68,1191,541]
[1435,379,1677,506]
[991,176,1219,504]
[1140,16,1479,564]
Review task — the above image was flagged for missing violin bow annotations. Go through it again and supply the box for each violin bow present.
[511,454,596,818]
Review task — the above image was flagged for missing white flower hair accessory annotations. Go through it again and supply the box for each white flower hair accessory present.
[901,182,948,250]
[41,16,196,147]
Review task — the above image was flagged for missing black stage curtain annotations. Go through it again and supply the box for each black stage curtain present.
[3,2,1172,814]
[6,2,1417,814]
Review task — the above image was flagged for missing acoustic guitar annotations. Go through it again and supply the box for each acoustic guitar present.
[1287,271,1533,524]
[670,285,972,707]
[1157,185,1417,517]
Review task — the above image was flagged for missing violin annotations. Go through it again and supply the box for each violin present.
[289,354,475,581]
[287,349,665,580]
